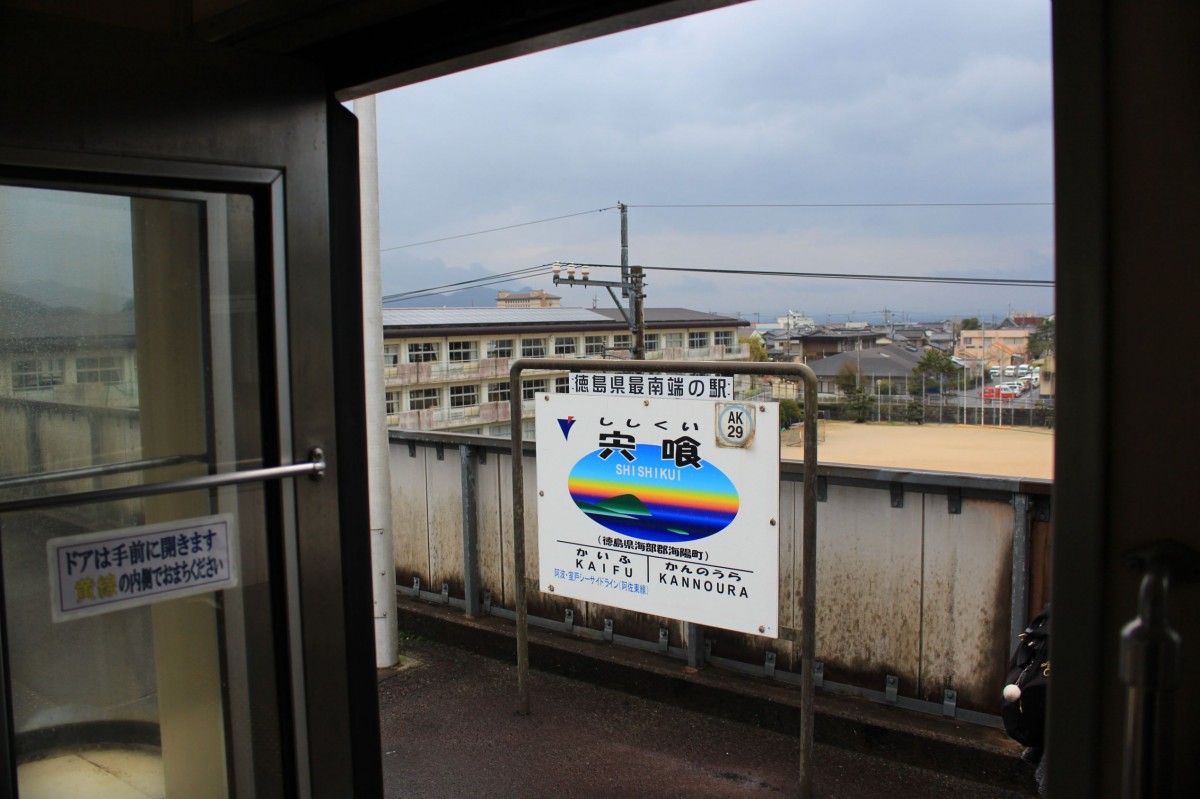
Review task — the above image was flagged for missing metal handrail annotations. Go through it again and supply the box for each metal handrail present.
[0,454,205,490]
[0,448,326,514]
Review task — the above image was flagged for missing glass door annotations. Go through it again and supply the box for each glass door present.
[0,180,294,798]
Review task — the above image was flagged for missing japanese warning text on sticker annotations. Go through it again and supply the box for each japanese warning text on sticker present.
[48,513,239,622]
[535,393,780,637]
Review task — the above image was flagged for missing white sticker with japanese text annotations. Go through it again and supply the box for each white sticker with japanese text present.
[48,513,239,622]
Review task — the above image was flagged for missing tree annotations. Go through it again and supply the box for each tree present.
[844,388,874,423]
[741,335,768,362]
[958,316,981,333]
[1027,318,1056,360]
[834,362,860,394]
[779,398,803,428]
[911,348,959,394]
[904,397,925,424]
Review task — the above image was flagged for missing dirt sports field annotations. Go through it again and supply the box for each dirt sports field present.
[782,421,1054,479]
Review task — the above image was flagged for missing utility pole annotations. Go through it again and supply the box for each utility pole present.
[553,201,645,358]
[621,202,646,360]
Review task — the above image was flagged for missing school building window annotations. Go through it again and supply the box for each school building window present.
[448,340,478,362]
[521,378,546,400]
[407,342,438,363]
[12,359,65,391]
[585,335,607,355]
[554,337,577,355]
[75,356,123,384]
[449,384,478,407]
[487,339,514,358]
[522,338,546,357]
[409,388,439,410]
[487,382,510,403]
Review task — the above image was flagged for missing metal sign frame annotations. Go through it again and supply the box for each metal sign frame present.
[509,358,819,797]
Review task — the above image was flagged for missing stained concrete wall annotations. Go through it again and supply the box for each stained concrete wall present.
[390,431,1052,717]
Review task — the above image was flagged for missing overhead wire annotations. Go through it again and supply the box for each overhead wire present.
[386,260,1052,304]
[627,202,1053,208]
[382,206,617,251]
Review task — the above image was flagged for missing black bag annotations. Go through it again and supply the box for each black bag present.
[1001,606,1050,749]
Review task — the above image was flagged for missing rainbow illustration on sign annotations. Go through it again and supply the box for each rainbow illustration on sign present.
[567,444,739,542]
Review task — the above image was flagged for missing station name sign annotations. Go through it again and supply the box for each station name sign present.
[568,372,733,400]
[535,393,779,637]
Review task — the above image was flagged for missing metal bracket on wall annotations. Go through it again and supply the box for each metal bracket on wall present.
[483,591,492,614]
[440,582,450,604]
[943,689,958,717]
[411,577,421,598]
[658,628,669,653]
[603,618,614,642]
[890,482,904,509]
[813,661,824,688]
[564,608,574,633]
[435,444,444,461]
[947,487,962,514]
[1033,496,1051,522]
[885,674,899,703]
[764,651,777,677]
[817,476,828,502]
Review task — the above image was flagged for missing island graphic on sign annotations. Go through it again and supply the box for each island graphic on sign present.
[567,444,739,542]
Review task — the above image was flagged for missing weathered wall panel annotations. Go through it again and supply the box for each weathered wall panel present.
[775,478,799,671]
[919,495,1013,712]
[476,452,506,608]
[0,404,31,476]
[813,483,924,693]
[426,449,465,597]
[390,444,430,587]
[387,436,1051,719]
[37,409,94,494]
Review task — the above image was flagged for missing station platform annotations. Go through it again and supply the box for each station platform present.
[380,598,1037,798]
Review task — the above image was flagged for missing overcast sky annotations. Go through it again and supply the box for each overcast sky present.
[375,0,1054,325]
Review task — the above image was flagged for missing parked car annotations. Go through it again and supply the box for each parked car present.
[1003,365,1017,377]
[1017,364,1031,377]
[983,385,1021,400]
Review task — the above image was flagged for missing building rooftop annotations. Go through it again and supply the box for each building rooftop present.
[590,307,748,326]
[382,307,604,328]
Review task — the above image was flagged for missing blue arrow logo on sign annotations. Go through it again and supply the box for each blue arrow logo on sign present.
[557,416,576,439]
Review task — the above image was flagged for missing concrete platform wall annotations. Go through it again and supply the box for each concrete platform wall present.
[389,430,1052,719]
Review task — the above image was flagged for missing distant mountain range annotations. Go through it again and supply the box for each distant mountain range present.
[0,279,132,314]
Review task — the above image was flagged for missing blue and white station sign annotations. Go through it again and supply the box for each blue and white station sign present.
[535,393,780,637]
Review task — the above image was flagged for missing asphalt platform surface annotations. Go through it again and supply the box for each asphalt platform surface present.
[378,600,1038,799]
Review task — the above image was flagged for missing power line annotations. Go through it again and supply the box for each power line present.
[628,202,1053,208]
[382,201,1051,252]
[386,260,1052,303]
[383,265,553,302]
[561,262,1054,288]
[382,206,618,251]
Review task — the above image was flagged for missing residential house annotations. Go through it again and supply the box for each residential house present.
[805,343,927,397]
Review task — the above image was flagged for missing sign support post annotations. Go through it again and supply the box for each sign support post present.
[509,358,819,798]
